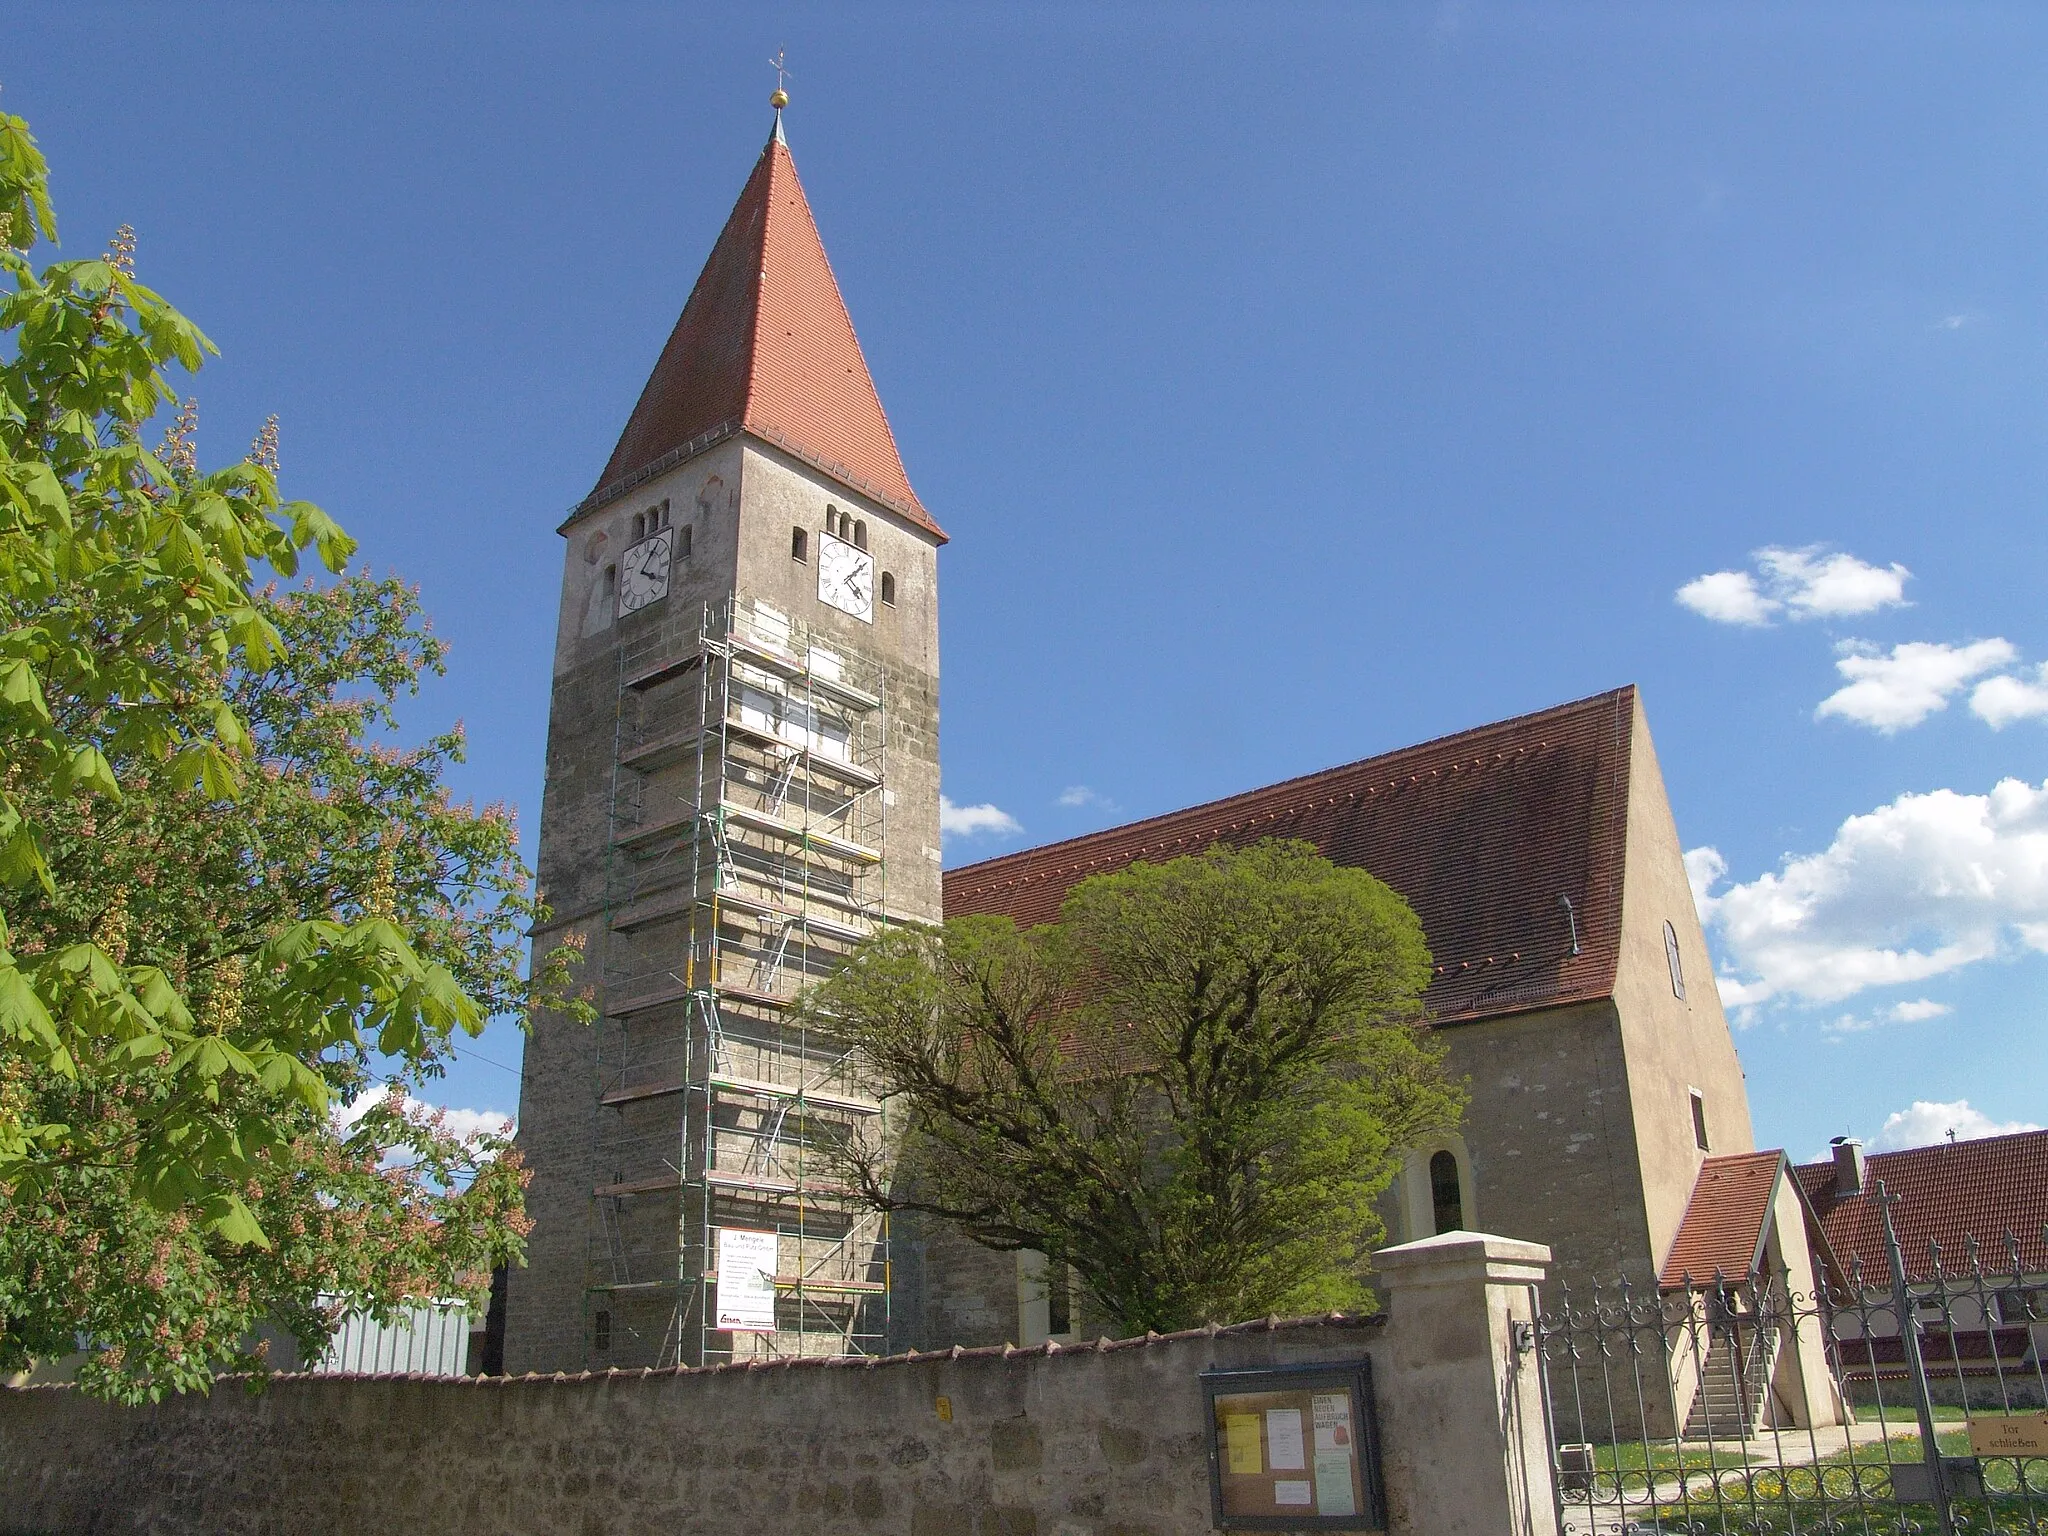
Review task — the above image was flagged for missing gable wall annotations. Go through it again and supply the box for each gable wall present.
[1609,698,1756,1276]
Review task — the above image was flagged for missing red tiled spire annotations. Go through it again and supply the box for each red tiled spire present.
[588,123,943,539]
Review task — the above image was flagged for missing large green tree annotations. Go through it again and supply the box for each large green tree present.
[0,108,582,1399]
[804,840,1466,1335]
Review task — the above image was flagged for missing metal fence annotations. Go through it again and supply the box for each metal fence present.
[1535,1191,2047,1535]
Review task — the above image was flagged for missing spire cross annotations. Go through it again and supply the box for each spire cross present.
[769,49,792,96]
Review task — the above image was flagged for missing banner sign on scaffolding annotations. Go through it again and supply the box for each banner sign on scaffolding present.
[715,1227,780,1334]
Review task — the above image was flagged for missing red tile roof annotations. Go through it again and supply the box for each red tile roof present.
[1795,1130,2048,1286]
[581,127,942,539]
[1658,1151,1788,1288]
[945,687,1638,1026]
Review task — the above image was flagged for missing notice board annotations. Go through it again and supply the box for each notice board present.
[1201,1359,1384,1530]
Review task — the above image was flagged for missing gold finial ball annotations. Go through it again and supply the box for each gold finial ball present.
[770,88,789,109]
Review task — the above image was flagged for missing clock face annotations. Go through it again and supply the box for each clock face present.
[817,532,873,622]
[617,529,673,615]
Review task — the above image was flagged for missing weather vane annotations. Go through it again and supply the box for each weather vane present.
[769,48,791,109]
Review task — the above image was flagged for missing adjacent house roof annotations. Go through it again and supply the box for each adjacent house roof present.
[578,124,942,539]
[1658,1151,1789,1289]
[945,687,1638,1026]
[1794,1130,2048,1285]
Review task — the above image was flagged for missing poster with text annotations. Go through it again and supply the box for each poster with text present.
[715,1227,779,1333]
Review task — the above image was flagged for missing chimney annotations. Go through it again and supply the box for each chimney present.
[1830,1136,1867,1197]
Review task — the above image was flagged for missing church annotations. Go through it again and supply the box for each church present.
[503,102,1758,1375]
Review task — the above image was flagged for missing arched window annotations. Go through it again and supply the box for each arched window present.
[677,524,692,560]
[1664,921,1686,1000]
[853,519,868,551]
[1430,1151,1465,1235]
[825,505,841,537]
[653,499,670,531]
[631,512,645,541]
[880,571,896,608]
[791,526,808,563]
[602,564,617,600]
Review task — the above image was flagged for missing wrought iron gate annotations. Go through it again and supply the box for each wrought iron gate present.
[1534,1192,2047,1534]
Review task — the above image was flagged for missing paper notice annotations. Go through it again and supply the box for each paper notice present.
[1274,1480,1314,1506]
[1226,1413,1263,1474]
[1313,1392,1353,1452]
[1265,1407,1306,1471]
[1314,1451,1357,1516]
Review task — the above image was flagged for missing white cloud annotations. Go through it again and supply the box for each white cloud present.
[1676,545,1910,627]
[1759,547,1912,620]
[1676,570,1778,626]
[1888,998,1953,1023]
[1056,784,1119,811]
[334,1090,515,1167]
[940,795,1021,840]
[1870,1099,2041,1153]
[1972,662,2048,729]
[1685,775,2048,1008]
[1818,998,1952,1038]
[1815,638,2016,732]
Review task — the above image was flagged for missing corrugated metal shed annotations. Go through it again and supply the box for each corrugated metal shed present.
[313,1301,471,1377]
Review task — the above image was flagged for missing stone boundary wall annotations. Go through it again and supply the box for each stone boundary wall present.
[0,1233,1560,1536]
[2,1316,1380,1536]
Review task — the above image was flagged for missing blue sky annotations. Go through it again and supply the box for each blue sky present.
[13,4,2045,1164]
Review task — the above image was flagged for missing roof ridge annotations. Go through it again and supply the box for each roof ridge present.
[946,685,1638,890]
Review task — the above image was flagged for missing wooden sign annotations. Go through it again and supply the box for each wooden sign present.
[1969,1414,2048,1457]
[1201,1360,1384,1531]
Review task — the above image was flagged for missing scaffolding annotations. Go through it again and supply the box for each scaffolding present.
[587,594,891,1367]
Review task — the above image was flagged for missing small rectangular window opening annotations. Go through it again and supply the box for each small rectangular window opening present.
[593,1309,611,1352]
[791,526,808,563]
[678,524,692,560]
[1691,1090,1710,1152]
[602,564,617,597]
[880,571,896,607]
[1048,1266,1072,1337]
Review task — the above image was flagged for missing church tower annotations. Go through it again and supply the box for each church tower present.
[504,102,945,1374]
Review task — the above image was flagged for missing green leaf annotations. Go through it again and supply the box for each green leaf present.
[0,962,61,1055]
[62,743,121,799]
[203,1194,271,1250]
[0,658,49,721]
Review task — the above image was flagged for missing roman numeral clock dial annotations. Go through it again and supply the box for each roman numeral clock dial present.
[616,528,673,615]
[817,532,873,622]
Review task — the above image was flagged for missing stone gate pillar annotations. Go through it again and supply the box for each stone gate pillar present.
[1373,1232,1558,1536]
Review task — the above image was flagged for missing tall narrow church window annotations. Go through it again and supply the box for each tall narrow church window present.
[1430,1150,1464,1235]
[791,527,808,563]
[825,505,841,537]
[631,512,646,541]
[1691,1090,1710,1152]
[880,572,896,607]
[853,519,868,550]
[602,564,617,600]
[593,1309,611,1353]
[1664,921,1686,1000]
[678,524,692,561]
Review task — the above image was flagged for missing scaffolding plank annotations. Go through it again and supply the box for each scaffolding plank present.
[708,1071,879,1116]
[600,1078,690,1108]
[623,649,704,692]
[721,801,882,865]
[623,721,882,788]
[594,1173,682,1197]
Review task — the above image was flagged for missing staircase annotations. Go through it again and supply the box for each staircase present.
[1681,1321,1776,1440]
